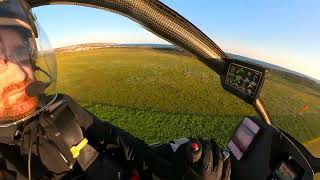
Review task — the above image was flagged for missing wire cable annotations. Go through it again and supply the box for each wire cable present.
[28,130,32,180]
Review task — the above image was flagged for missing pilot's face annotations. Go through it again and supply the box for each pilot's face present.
[0,27,37,122]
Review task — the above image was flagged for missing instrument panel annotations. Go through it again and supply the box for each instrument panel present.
[228,117,316,180]
[221,60,267,104]
[225,63,263,97]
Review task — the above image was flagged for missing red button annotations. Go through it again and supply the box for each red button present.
[191,142,199,151]
[130,174,140,180]
[130,170,140,180]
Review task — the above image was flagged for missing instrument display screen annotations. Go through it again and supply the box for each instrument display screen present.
[221,60,266,104]
[225,63,263,97]
[273,161,298,180]
[228,117,261,160]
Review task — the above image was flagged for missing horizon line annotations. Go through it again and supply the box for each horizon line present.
[52,42,320,82]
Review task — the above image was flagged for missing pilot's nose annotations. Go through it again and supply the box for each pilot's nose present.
[0,62,26,84]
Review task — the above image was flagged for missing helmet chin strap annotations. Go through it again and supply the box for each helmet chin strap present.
[25,65,52,97]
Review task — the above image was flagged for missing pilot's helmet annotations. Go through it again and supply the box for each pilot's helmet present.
[0,0,57,126]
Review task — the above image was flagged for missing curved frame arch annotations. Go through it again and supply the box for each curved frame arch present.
[28,0,229,74]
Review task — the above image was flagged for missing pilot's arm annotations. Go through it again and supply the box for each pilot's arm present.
[82,111,231,179]
[61,94,231,179]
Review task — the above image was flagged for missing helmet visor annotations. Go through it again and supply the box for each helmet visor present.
[0,27,38,123]
[0,0,57,126]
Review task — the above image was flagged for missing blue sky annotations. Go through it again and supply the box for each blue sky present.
[32,1,320,80]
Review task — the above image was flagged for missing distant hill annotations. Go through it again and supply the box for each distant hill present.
[227,53,320,94]
[55,43,173,52]
[55,43,320,87]
[227,53,320,84]
[55,43,185,55]
[55,43,115,53]
[113,43,175,48]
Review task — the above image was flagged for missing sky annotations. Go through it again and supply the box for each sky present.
[32,0,320,80]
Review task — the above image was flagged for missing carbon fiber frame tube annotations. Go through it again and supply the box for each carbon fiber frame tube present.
[27,0,229,74]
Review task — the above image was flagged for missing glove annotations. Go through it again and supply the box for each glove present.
[173,138,231,180]
[102,121,156,178]
[102,121,231,180]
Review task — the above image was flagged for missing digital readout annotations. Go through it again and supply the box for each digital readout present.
[228,117,260,160]
[274,162,297,180]
[225,63,263,97]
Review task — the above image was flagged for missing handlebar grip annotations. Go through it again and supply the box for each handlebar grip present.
[186,140,202,164]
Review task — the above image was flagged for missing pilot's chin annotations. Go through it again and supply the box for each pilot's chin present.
[0,96,38,123]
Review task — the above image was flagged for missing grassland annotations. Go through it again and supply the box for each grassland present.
[54,47,320,149]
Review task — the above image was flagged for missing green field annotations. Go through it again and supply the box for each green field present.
[54,47,320,149]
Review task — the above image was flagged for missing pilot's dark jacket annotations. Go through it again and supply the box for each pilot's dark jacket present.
[0,94,148,180]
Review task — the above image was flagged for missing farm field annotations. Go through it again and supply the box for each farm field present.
[305,139,320,179]
[54,47,320,151]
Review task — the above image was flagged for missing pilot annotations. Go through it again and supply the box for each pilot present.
[0,0,231,179]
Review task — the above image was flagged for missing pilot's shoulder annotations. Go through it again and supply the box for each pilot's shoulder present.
[48,93,95,129]
[46,93,82,111]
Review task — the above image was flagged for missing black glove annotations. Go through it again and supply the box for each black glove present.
[173,138,231,180]
[101,121,157,178]
[101,121,231,180]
